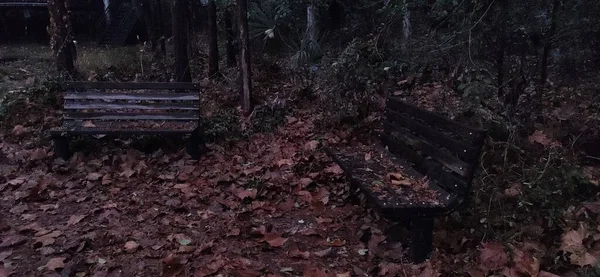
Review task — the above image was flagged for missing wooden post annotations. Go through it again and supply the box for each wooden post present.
[224,7,236,67]
[208,0,219,77]
[48,0,76,74]
[237,0,252,115]
[172,0,192,82]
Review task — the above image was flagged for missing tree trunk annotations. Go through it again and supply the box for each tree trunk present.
[224,7,236,67]
[150,0,166,56]
[48,0,76,74]
[139,0,154,50]
[496,0,507,97]
[172,0,192,82]
[208,0,219,77]
[540,0,560,88]
[400,0,410,51]
[237,0,252,115]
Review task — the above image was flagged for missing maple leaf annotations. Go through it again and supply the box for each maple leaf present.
[528,130,560,148]
[44,257,66,271]
[560,228,586,253]
[124,241,140,253]
[479,242,508,271]
[67,214,86,226]
[263,233,287,248]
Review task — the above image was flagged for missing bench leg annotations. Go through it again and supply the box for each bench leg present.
[410,217,434,263]
[186,128,208,160]
[53,136,70,160]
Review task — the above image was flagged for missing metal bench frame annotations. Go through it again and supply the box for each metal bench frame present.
[50,82,205,160]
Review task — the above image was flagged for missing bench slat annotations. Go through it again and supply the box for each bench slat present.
[64,82,201,90]
[384,123,470,176]
[385,109,480,163]
[381,132,470,197]
[64,102,199,111]
[64,112,199,121]
[387,97,485,143]
[65,92,199,101]
[50,128,195,136]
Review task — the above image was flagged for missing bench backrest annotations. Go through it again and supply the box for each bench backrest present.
[62,81,201,123]
[381,97,486,197]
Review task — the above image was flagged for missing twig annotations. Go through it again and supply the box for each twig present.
[534,151,553,184]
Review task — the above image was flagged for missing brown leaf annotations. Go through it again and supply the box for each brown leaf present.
[528,130,560,148]
[0,251,12,262]
[560,227,587,254]
[513,248,540,276]
[237,189,258,200]
[276,159,294,167]
[83,121,96,128]
[0,235,27,248]
[0,264,13,277]
[500,267,520,277]
[336,273,351,277]
[162,254,183,277]
[466,268,485,277]
[45,257,66,271]
[324,165,344,175]
[289,247,310,259]
[305,140,319,151]
[227,228,241,237]
[178,245,196,253]
[504,183,522,197]
[313,248,332,257]
[582,202,600,214]
[387,172,413,186]
[11,125,30,137]
[86,172,102,181]
[303,266,328,277]
[30,149,47,161]
[124,241,140,253]
[264,233,287,248]
[539,271,561,277]
[67,214,86,226]
[328,238,346,247]
[34,230,61,247]
[569,251,599,267]
[479,242,508,271]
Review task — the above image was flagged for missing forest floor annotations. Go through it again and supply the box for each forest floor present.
[1,43,600,277]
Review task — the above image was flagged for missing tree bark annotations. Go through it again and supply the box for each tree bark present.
[540,0,560,87]
[224,7,236,67]
[172,0,192,82]
[496,0,507,97]
[48,0,76,74]
[237,0,252,115]
[208,0,219,77]
[150,0,166,56]
[400,0,410,51]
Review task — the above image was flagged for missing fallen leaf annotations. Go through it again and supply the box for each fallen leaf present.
[513,248,540,276]
[324,165,343,175]
[528,130,560,148]
[83,121,96,128]
[45,257,66,271]
[0,264,13,277]
[328,238,346,247]
[237,189,258,200]
[504,183,522,197]
[313,248,332,257]
[539,271,561,277]
[289,248,310,259]
[34,230,61,247]
[0,235,27,248]
[68,215,86,226]
[30,149,47,161]
[305,140,319,151]
[479,242,508,271]
[227,228,240,237]
[11,125,29,136]
[178,238,192,246]
[303,266,328,277]
[162,254,183,277]
[500,267,520,277]
[387,172,412,186]
[0,251,12,262]
[264,233,287,248]
[178,245,196,253]
[124,241,140,253]
[277,159,294,167]
[466,268,485,277]
[336,273,351,277]
[560,227,587,254]
[86,172,102,181]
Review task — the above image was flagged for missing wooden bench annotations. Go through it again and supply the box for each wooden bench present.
[49,82,206,160]
[326,97,486,262]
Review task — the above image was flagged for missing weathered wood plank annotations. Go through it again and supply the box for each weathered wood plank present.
[383,122,470,176]
[385,109,479,162]
[380,132,470,196]
[386,97,485,142]
[64,82,201,90]
[64,92,199,101]
[64,112,199,121]
[64,102,199,111]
